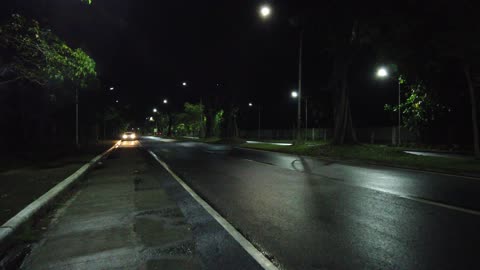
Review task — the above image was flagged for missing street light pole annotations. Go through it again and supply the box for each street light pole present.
[297,29,304,142]
[258,5,303,142]
[305,96,308,140]
[75,88,79,148]
[398,80,401,146]
[377,67,402,146]
[258,106,261,140]
[249,102,262,139]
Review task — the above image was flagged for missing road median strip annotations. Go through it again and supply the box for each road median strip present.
[0,141,121,253]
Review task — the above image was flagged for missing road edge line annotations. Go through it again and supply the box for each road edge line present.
[0,141,121,253]
[147,150,279,270]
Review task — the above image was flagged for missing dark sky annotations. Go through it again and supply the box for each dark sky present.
[0,0,415,129]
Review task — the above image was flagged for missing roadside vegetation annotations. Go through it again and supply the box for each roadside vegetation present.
[0,141,115,224]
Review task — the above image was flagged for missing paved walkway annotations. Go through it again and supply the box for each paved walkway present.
[21,141,200,270]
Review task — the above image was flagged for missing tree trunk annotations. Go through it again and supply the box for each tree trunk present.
[330,51,357,145]
[329,19,359,145]
[464,64,480,158]
[167,113,173,137]
[205,108,215,137]
[222,105,239,138]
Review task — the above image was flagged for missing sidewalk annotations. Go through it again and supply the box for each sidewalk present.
[20,141,200,270]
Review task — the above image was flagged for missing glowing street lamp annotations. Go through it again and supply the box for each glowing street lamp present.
[153,108,158,113]
[260,4,304,142]
[291,91,309,138]
[248,102,253,107]
[163,99,168,104]
[259,5,272,18]
[376,66,402,145]
[182,82,188,87]
[376,67,389,78]
[109,87,114,91]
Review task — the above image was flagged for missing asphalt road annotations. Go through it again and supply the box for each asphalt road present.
[141,137,480,270]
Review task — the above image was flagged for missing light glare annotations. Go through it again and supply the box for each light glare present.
[291,91,298,98]
[260,5,271,18]
[377,67,388,78]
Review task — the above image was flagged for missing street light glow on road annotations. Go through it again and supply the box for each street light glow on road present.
[377,67,389,78]
[259,5,271,18]
[291,91,298,98]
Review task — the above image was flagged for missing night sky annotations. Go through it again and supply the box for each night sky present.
[1,0,460,130]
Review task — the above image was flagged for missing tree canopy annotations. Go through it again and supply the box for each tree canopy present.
[0,14,96,88]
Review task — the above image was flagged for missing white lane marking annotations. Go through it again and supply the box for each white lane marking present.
[400,194,480,216]
[147,150,279,270]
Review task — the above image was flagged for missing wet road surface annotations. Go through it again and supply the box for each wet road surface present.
[141,137,480,270]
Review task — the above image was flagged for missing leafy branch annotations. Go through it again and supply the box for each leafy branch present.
[0,14,96,89]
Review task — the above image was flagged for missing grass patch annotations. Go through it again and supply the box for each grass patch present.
[0,141,115,224]
[242,143,480,175]
[198,137,222,143]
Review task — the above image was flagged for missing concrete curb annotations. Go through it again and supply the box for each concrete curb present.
[0,141,121,253]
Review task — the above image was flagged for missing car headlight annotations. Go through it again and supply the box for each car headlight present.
[122,134,128,139]
[130,134,136,139]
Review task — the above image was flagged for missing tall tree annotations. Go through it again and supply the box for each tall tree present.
[318,3,361,144]
[308,1,379,144]
[435,1,480,158]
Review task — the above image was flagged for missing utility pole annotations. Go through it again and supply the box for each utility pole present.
[200,99,204,138]
[305,97,308,140]
[296,29,304,142]
[75,88,79,148]
[258,106,261,140]
[398,80,401,146]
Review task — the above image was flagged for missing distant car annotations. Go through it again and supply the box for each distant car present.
[122,132,137,141]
